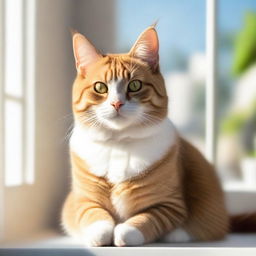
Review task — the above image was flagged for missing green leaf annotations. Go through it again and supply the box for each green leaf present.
[232,12,256,75]
[221,112,247,134]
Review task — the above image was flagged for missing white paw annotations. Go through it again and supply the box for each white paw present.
[81,220,114,247]
[114,223,145,247]
[163,228,192,243]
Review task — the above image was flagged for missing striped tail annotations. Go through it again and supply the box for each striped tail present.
[230,213,256,232]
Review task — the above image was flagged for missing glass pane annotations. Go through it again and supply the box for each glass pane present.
[4,100,23,186]
[217,0,256,189]
[4,0,23,97]
[117,0,206,151]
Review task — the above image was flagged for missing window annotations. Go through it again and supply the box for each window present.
[217,0,256,191]
[3,0,36,186]
[0,0,36,242]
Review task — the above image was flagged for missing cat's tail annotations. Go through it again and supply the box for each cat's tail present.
[230,213,256,232]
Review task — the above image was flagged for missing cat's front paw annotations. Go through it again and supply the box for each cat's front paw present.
[114,223,145,246]
[81,220,114,247]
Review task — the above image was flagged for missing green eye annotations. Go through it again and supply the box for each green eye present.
[128,80,142,92]
[94,82,108,94]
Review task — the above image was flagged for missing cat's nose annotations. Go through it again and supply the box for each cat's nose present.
[111,100,124,111]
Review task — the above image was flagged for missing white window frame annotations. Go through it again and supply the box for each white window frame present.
[206,0,217,163]
[2,0,36,187]
[0,0,36,242]
[0,0,5,242]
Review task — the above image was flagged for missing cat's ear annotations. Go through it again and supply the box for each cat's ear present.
[73,33,102,75]
[129,26,159,72]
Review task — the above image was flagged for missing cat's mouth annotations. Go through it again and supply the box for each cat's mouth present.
[101,110,134,129]
[94,105,141,130]
[108,110,125,119]
[110,112,125,120]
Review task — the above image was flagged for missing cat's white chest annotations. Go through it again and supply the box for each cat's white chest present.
[108,147,130,182]
[70,119,176,183]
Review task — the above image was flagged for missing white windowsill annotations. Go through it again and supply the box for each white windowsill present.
[224,181,256,192]
[1,230,256,256]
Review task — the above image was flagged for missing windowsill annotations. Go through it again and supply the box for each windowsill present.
[1,230,256,253]
[224,181,256,192]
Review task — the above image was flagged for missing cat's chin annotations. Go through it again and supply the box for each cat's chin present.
[101,117,136,131]
[94,111,135,131]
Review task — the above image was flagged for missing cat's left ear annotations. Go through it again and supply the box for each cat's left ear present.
[73,33,102,76]
[129,26,159,72]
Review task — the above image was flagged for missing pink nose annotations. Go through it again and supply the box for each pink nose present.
[111,100,124,111]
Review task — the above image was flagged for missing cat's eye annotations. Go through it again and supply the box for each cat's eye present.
[94,82,108,94]
[128,80,142,92]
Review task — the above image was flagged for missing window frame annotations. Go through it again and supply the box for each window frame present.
[0,0,36,242]
[0,0,5,242]
[3,0,36,187]
[206,0,217,163]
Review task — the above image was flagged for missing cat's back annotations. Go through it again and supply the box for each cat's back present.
[178,137,223,193]
[179,137,220,182]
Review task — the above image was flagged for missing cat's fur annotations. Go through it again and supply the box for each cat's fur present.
[61,26,256,247]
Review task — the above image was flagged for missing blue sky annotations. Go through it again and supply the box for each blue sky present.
[219,0,256,31]
[116,0,256,72]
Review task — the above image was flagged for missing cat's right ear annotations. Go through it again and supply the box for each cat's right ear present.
[129,26,159,72]
[73,33,102,76]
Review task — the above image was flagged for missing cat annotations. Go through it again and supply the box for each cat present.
[61,26,256,247]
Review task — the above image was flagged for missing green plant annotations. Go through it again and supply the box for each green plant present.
[221,100,256,133]
[221,100,256,156]
[232,12,256,75]
[247,150,256,158]
[221,111,247,135]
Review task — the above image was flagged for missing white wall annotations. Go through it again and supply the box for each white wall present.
[73,0,116,53]
[34,0,75,231]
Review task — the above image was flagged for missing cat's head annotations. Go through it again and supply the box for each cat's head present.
[72,26,168,132]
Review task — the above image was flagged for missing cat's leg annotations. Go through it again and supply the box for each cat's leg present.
[114,203,187,246]
[79,205,115,247]
[62,192,115,247]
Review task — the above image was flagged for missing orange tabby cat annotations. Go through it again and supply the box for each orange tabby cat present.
[62,26,256,247]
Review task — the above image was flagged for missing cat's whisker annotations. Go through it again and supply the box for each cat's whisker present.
[62,122,74,143]
[138,117,152,127]
[143,115,163,125]
[77,111,107,129]
[143,112,163,120]
[90,119,103,129]
[140,114,160,127]
[58,113,73,122]
[65,127,74,142]
[141,113,159,121]
[77,114,106,131]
